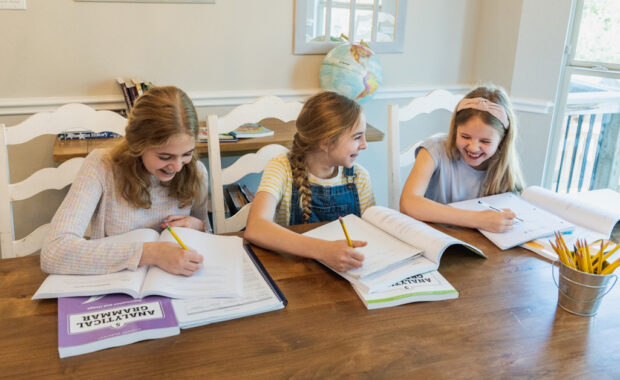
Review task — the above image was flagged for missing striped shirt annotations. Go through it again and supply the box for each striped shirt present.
[258,153,375,225]
[40,149,210,275]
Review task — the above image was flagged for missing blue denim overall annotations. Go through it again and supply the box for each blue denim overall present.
[289,166,361,225]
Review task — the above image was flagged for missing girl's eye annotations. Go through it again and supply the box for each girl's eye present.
[158,156,171,161]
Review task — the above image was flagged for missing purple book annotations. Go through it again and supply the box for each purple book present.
[58,294,179,358]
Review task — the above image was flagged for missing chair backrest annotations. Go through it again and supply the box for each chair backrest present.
[387,89,462,210]
[0,103,126,258]
[207,96,303,234]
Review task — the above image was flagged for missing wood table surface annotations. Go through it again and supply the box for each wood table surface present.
[52,119,385,162]
[1,224,619,379]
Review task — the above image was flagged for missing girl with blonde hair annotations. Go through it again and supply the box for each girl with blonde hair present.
[400,85,525,233]
[42,86,209,276]
[245,91,375,271]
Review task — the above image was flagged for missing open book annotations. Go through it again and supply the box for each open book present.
[303,206,485,294]
[351,271,458,310]
[449,190,575,250]
[33,227,243,300]
[58,295,179,358]
[517,187,620,260]
[171,245,287,329]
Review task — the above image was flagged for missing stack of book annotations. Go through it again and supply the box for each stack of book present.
[116,77,153,114]
[57,131,121,141]
[33,227,286,358]
[197,122,274,143]
[230,123,274,138]
[224,183,255,217]
[303,206,486,309]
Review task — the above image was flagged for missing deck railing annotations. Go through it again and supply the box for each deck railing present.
[552,91,620,193]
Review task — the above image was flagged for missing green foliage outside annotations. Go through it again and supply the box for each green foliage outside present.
[575,0,620,64]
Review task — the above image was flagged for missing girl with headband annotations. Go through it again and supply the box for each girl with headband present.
[400,85,525,233]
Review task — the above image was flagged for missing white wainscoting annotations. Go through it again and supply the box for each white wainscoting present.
[0,86,553,116]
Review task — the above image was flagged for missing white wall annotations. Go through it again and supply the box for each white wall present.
[510,0,573,187]
[0,0,483,240]
[0,0,571,242]
[0,0,478,98]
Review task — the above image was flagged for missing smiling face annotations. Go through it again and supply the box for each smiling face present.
[141,133,196,182]
[325,112,368,168]
[455,115,502,169]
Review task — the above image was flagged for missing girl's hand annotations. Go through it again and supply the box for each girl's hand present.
[477,209,516,233]
[141,242,203,276]
[318,240,366,272]
[161,215,205,232]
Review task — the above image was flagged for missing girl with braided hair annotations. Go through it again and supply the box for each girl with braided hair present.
[245,91,375,272]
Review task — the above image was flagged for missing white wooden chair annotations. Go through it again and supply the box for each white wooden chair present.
[387,89,463,210]
[207,96,303,234]
[0,104,126,258]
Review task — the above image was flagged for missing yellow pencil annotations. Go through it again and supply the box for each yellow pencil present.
[338,216,353,247]
[166,225,189,250]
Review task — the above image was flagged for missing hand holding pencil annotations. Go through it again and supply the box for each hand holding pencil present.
[312,216,366,272]
[137,223,203,277]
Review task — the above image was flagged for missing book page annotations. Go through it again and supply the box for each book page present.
[302,213,423,279]
[171,253,282,328]
[32,229,160,299]
[140,228,243,299]
[450,193,574,250]
[362,206,485,263]
[522,186,620,237]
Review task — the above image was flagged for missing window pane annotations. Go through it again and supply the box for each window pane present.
[354,8,373,42]
[551,74,620,193]
[331,1,351,40]
[574,0,620,64]
[306,0,327,42]
[377,0,397,42]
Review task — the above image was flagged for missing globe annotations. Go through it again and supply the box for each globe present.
[319,42,383,104]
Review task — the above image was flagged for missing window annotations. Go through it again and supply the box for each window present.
[294,0,407,54]
[545,0,620,193]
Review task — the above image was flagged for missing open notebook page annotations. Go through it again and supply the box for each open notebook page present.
[450,193,574,250]
[141,228,243,299]
[171,253,282,328]
[302,213,422,279]
[32,229,160,299]
[522,186,620,238]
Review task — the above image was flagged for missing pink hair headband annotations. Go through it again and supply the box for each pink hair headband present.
[456,97,509,129]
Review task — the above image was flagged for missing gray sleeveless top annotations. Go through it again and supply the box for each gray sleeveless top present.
[415,133,486,204]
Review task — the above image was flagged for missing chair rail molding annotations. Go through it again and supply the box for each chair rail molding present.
[0,86,553,116]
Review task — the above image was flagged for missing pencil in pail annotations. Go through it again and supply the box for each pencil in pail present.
[553,260,617,316]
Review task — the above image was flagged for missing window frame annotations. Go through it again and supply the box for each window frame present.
[542,0,620,190]
[294,0,407,55]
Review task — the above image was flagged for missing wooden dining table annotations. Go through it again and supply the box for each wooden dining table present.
[1,223,619,378]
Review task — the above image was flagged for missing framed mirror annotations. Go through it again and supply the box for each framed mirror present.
[294,0,406,54]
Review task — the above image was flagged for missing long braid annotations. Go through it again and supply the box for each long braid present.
[289,134,313,222]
